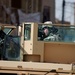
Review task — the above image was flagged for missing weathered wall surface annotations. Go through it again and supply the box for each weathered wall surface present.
[0,0,55,23]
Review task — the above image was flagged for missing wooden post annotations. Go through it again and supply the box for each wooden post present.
[74,2,75,25]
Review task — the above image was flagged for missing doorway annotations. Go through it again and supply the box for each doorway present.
[11,0,21,9]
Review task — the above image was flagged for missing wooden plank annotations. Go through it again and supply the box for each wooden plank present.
[0,24,16,28]
[36,0,38,12]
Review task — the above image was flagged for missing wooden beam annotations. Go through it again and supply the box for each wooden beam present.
[0,24,16,28]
